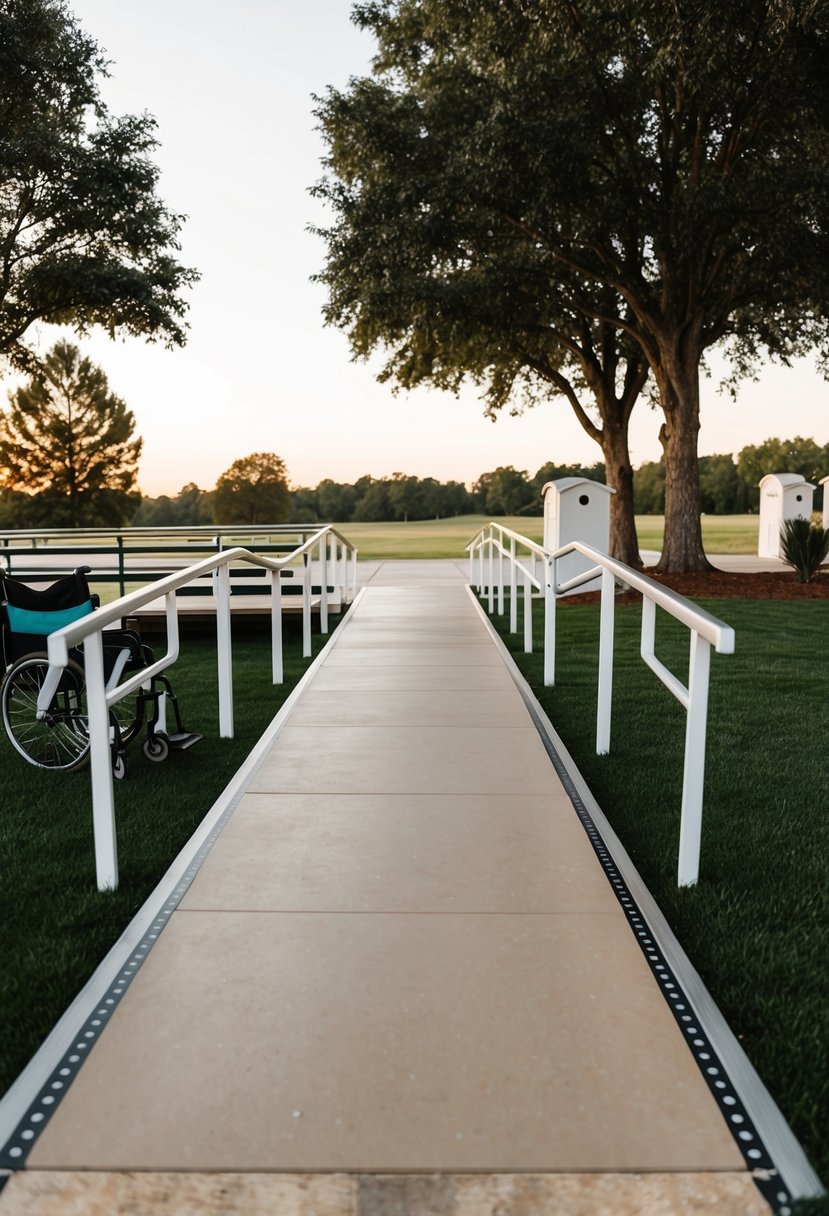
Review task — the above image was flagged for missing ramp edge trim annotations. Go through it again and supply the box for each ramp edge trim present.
[467,585,823,1211]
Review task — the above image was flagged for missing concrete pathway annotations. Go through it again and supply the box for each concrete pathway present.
[0,563,770,1214]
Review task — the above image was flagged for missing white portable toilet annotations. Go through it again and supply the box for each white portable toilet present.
[542,478,615,591]
[757,473,815,557]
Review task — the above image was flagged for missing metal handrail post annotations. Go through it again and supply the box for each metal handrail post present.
[544,556,555,686]
[677,632,712,887]
[510,537,517,633]
[303,554,312,657]
[271,569,283,684]
[117,535,126,598]
[487,534,494,613]
[596,567,616,754]
[84,631,119,891]
[319,534,329,634]
[215,563,234,737]
[323,532,333,593]
[523,567,533,653]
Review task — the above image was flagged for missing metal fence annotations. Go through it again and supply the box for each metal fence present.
[0,524,334,598]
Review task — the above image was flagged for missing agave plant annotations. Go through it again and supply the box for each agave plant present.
[780,517,829,583]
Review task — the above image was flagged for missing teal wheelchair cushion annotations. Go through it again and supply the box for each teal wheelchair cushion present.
[5,599,94,635]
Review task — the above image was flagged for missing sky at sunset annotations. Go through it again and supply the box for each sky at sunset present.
[11,0,829,498]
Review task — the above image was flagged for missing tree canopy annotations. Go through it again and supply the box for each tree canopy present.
[737,436,828,509]
[0,338,141,525]
[0,0,198,372]
[313,8,649,563]
[315,0,829,571]
[131,481,214,527]
[213,452,292,525]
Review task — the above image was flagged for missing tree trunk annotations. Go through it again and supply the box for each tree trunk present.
[654,349,713,573]
[532,345,645,567]
[600,423,641,567]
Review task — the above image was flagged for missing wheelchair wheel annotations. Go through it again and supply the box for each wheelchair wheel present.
[143,733,169,762]
[1,655,90,772]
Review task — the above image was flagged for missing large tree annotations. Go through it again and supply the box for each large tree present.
[315,0,829,571]
[213,452,291,525]
[473,466,536,516]
[737,436,829,510]
[314,59,648,563]
[0,0,198,373]
[0,339,142,525]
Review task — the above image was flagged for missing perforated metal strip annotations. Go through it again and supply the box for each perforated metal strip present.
[537,724,793,1215]
[0,787,244,1170]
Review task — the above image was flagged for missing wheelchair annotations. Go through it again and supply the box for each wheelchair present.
[0,566,201,777]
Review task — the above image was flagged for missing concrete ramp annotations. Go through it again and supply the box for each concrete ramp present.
[0,567,771,1213]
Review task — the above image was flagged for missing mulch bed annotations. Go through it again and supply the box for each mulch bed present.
[564,568,829,605]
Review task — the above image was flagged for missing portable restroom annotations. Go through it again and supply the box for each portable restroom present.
[542,478,615,591]
[757,473,815,557]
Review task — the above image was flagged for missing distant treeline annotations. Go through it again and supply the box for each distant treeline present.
[634,436,828,514]
[6,436,817,530]
[132,461,605,527]
[131,437,829,527]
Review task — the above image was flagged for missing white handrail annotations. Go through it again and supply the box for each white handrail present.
[0,523,333,541]
[467,522,734,887]
[37,528,358,891]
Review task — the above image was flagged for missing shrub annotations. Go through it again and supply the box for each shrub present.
[780,516,829,582]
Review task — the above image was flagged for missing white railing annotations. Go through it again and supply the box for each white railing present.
[38,527,358,892]
[467,522,735,887]
[0,523,343,596]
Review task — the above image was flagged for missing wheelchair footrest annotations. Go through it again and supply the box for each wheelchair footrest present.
[166,731,203,751]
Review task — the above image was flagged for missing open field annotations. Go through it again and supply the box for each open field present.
[334,514,762,559]
[489,595,828,1200]
[2,515,763,571]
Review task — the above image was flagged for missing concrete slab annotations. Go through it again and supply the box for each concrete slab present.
[362,560,469,585]
[27,911,743,1173]
[288,689,530,727]
[341,620,487,637]
[336,632,490,648]
[322,646,504,667]
[248,724,558,795]
[308,664,517,692]
[178,792,614,914]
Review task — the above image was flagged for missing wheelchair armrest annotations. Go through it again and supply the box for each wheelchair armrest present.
[102,628,143,668]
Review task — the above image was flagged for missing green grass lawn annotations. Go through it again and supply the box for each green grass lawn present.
[0,615,338,1102]
[329,514,761,559]
[487,594,828,1201]
[635,513,764,554]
